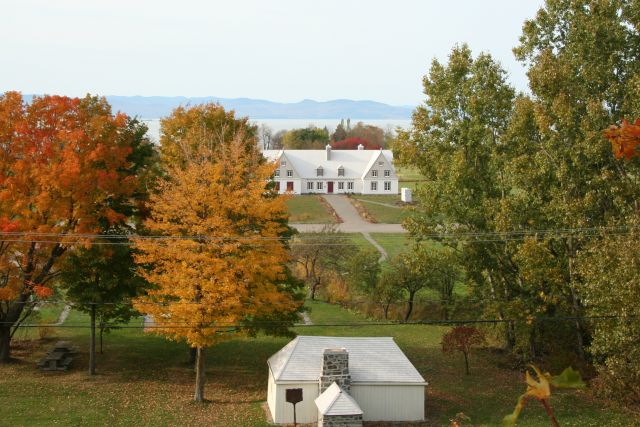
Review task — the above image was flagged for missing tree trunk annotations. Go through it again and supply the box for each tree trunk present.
[463,351,470,375]
[99,323,104,355]
[89,304,96,375]
[0,326,11,363]
[194,346,206,402]
[567,237,586,360]
[383,303,390,320]
[404,291,415,322]
[189,347,197,368]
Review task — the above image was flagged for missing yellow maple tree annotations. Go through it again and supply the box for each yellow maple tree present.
[134,132,300,402]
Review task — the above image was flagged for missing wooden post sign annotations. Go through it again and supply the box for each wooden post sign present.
[286,388,303,426]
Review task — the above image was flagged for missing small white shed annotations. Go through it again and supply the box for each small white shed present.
[267,336,427,424]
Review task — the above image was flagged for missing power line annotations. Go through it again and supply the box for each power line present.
[5,314,636,329]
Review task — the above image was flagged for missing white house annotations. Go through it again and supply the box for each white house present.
[262,145,399,195]
[267,336,427,425]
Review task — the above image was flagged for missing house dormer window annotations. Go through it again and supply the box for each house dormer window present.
[338,166,344,177]
[317,166,323,177]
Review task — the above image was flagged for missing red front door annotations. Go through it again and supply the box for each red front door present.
[327,182,334,193]
[286,181,294,192]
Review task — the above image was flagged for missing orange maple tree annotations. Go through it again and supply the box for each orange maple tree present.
[134,130,300,402]
[0,92,140,362]
[604,118,640,160]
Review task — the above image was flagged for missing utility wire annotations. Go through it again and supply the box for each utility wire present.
[5,314,635,329]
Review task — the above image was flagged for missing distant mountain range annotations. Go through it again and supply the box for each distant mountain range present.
[98,96,414,119]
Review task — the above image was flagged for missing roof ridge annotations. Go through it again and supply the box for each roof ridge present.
[274,335,301,381]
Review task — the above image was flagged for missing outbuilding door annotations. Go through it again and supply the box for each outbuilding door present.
[327,182,333,193]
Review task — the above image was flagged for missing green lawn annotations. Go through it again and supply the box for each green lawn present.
[285,195,337,223]
[369,232,413,259]
[0,303,636,426]
[351,195,412,224]
[396,165,427,193]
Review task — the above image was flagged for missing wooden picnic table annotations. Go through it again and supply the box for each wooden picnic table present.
[37,343,75,371]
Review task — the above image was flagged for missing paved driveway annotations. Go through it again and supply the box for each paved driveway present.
[290,195,406,233]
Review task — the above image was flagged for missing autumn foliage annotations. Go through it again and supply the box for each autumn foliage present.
[441,326,485,375]
[331,137,381,150]
[0,91,142,361]
[604,118,640,160]
[134,111,301,400]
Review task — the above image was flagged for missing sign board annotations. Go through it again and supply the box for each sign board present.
[286,388,303,404]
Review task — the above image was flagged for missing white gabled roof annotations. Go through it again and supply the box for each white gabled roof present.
[315,382,363,416]
[262,149,394,179]
[267,336,425,384]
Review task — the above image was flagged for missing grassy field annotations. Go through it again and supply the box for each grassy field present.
[396,165,427,192]
[285,195,336,223]
[369,232,413,259]
[0,302,636,426]
[352,195,412,224]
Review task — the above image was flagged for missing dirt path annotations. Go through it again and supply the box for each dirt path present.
[354,198,402,209]
[54,305,72,326]
[362,232,388,262]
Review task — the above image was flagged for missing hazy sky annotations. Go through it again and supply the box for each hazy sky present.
[2,0,544,106]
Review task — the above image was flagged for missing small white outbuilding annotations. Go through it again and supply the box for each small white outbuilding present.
[267,336,427,425]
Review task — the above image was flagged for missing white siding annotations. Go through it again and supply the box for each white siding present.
[267,370,277,420]
[350,384,425,422]
[273,382,320,424]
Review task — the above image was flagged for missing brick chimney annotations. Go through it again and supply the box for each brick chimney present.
[326,144,332,160]
[319,348,351,393]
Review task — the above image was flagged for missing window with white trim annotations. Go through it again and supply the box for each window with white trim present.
[281,161,287,166]
[317,182,323,190]
[371,181,377,191]
[384,170,390,177]
[274,170,280,177]
[338,182,344,190]
[287,170,293,177]
[338,167,344,177]
[372,170,378,177]
[378,161,384,166]
[307,182,314,190]
[384,181,391,191]
[316,167,323,177]
[347,182,354,190]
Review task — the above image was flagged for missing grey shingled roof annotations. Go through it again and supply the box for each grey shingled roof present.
[262,149,394,179]
[268,336,425,384]
[315,382,363,416]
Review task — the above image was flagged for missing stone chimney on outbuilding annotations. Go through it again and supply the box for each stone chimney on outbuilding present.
[357,144,364,150]
[320,348,351,393]
[326,144,332,160]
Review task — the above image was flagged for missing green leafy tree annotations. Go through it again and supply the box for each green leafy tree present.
[578,225,640,404]
[58,241,149,375]
[375,267,404,320]
[394,44,518,338]
[282,126,330,149]
[345,248,381,295]
[507,0,640,360]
